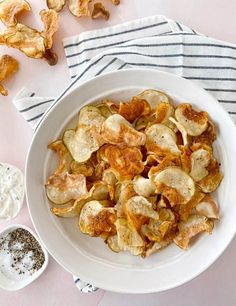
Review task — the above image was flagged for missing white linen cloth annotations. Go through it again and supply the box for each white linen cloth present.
[13,15,236,292]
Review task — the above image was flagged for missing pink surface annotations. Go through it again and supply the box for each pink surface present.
[0,1,236,305]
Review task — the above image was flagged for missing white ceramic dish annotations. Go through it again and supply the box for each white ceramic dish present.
[0,224,48,291]
[26,69,236,293]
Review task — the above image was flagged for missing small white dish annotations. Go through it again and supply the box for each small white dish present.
[26,69,236,293]
[0,224,48,291]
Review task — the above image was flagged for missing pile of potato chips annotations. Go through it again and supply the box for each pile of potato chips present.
[45,89,223,257]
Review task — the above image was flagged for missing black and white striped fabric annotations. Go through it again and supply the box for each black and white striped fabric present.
[13,15,236,129]
[13,15,236,292]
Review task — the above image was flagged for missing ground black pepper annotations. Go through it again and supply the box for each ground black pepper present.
[0,228,45,276]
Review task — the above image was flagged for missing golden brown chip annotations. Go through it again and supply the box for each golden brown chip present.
[48,140,72,175]
[175,103,209,136]
[0,0,31,26]
[68,0,91,17]
[0,24,45,58]
[99,145,144,180]
[173,215,213,250]
[91,2,110,20]
[118,97,151,123]
[46,0,66,12]
[0,54,19,96]
[40,9,59,50]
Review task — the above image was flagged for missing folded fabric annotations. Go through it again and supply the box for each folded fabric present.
[13,15,236,292]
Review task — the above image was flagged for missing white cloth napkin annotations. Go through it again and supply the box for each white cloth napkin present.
[13,15,236,292]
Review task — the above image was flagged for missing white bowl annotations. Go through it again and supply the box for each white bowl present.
[25,69,236,293]
[0,224,48,291]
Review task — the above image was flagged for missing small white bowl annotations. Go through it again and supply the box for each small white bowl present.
[0,224,48,291]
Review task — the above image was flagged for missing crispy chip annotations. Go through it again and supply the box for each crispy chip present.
[47,0,66,12]
[68,0,91,17]
[79,200,116,237]
[137,89,170,110]
[40,9,59,50]
[0,54,19,96]
[118,97,151,123]
[190,148,211,182]
[174,215,213,249]
[195,194,219,219]
[45,173,88,204]
[101,114,146,147]
[99,145,144,180]
[151,167,195,205]
[91,2,110,20]
[115,218,145,255]
[145,124,180,156]
[175,103,209,136]
[48,140,72,175]
[0,0,31,26]
[133,175,156,197]
[0,24,46,58]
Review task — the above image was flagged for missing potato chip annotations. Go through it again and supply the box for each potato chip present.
[68,0,91,17]
[48,140,72,175]
[152,167,195,205]
[45,173,88,204]
[175,103,208,136]
[118,96,151,123]
[137,89,170,110]
[40,9,59,50]
[79,201,116,237]
[99,145,144,180]
[174,215,213,249]
[155,102,174,125]
[0,0,31,26]
[198,158,223,193]
[91,2,110,20]
[106,235,121,253]
[101,114,146,147]
[189,148,211,182]
[145,124,180,156]
[115,218,145,255]
[169,117,188,146]
[0,54,19,96]
[195,194,219,219]
[63,106,105,163]
[133,175,156,197]
[47,0,66,12]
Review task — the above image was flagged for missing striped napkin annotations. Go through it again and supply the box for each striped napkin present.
[13,15,236,292]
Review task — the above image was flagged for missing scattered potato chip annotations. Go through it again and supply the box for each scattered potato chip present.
[99,145,144,180]
[189,148,211,182]
[137,89,169,110]
[152,167,195,205]
[101,114,146,147]
[195,194,219,219]
[133,175,156,197]
[115,218,145,255]
[91,2,110,20]
[79,200,116,236]
[47,0,66,12]
[0,0,31,26]
[169,117,188,146]
[45,173,88,204]
[175,103,208,136]
[118,97,151,123]
[0,54,19,96]
[68,0,91,17]
[145,124,180,156]
[40,9,59,50]
[174,215,213,249]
